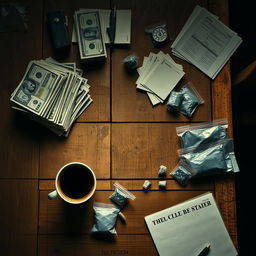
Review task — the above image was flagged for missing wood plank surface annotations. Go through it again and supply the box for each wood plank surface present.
[111,0,211,122]
[209,0,238,248]
[39,179,112,191]
[0,180,38,255]
[0,0,42,254]
[0,0,43,178]
[39,123,110,179]
[43,0,111,122]
[112,122,215,186]
[38,235,157,256]
[0,0,238,255]
[112,123,179,178]
[39,189,207,234]
[110,179,214,190]
[39,178,213,192]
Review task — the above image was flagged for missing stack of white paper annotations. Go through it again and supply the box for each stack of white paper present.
[72,9,131,45]
[171,5,242,79]
[136,51,185,106]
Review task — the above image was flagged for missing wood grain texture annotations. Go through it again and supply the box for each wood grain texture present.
[112,122,215,187]
[38,234,157,256]
[43,0,111,122]
[0,0,238,254]
[0,180,38,255]
[110,179,214,190]
[111,0,211,122]
[39,123,110,179]
[209,0,238,248]
[112,123,179,178]
[0,0,42,178]
[39,178,213,191]
[39,179,111,190]
[39,189,206,235]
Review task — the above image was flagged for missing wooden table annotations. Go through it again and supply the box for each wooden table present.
[0,0,237,255]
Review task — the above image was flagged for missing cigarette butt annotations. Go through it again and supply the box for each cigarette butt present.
[118,212,126,223]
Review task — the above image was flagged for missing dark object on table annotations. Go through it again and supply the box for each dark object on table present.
[47,10,70,58]
[197,243,211,256]
[107,6,116,44]
[151,26,170,48]
[145,22,170,48]
[0,2,28,32]
[109,182,136,208]
[123,54,138,70]
[166,90,183,112]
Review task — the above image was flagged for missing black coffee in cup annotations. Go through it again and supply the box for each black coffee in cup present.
[58,164,95,201]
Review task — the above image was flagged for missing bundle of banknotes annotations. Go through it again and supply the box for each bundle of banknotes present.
[10,58,92,136]
[73,10,107,61]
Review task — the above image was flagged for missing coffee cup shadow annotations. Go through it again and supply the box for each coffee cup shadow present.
[61,200,92,236]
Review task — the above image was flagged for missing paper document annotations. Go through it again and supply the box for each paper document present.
[136,51,184,105]
[171,5,242,79]
[142,60,184,101]
[145,192,238,256]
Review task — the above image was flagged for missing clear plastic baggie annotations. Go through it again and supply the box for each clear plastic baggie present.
[176,119,228,148]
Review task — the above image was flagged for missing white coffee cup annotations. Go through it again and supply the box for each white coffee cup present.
[48,162,96,204]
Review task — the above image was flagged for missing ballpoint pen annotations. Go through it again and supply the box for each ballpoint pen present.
[197,243,211,256]
[107,6,116,44]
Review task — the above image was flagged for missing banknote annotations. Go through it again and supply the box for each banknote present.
[75,11,107,61]
[10,58,93,137]
[10,61,62,115]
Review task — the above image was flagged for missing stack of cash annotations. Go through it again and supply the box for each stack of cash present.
[72,9,132,45]
[73,10,107,61]
[10,58,92,136]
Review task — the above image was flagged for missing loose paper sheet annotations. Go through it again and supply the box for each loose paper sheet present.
[145,192,238,256]
[171,5,242,79]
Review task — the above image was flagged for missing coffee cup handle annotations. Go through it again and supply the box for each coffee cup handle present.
[48,190,58,200]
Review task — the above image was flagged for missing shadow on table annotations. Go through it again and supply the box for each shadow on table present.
[61,201,91,236]
[61,200,117,243]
